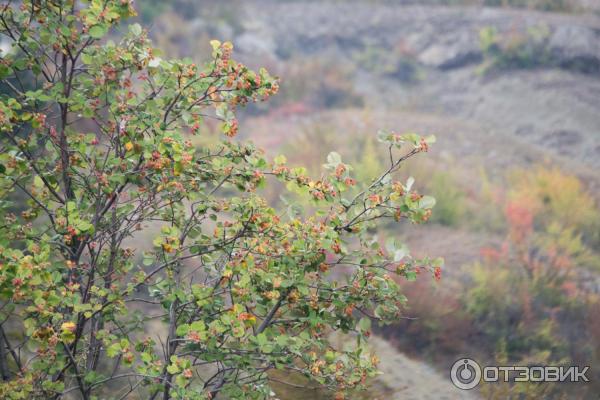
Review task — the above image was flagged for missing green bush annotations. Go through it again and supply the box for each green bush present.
[427,171,466,227]
[479,25,552,73]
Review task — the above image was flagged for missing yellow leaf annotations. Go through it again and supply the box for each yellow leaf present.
[61,321,76,333]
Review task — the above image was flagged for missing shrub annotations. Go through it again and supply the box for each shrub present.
[382,164,600,397]
[508,166,600,247]
[460,172,600,396]
[427,171,466,227]
[479,25,552,73]
[0,2,439,399]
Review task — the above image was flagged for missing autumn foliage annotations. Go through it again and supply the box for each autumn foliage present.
[385,166,599,399]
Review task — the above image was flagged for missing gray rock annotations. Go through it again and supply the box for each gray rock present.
[548,25,600,72]
[418,31,482,70]
[235,31,276,56]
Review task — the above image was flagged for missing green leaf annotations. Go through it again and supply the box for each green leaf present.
[326,151,342,166]
[393,245,409,262]
[166,364,179,375]
[84,371,99,384]
[176,324,189,336]
[274,154,287,165]
[89,25,108,39]
[405,176,415,191]
[129,23,142,36]
[419,196,436,210]
[33,176,44,188]
[77,220,93,232]
[106,343,120,358]
[424,134,436,144]
[255,333,268,346]
[66,201,77,212]
[376,129,391,143]
[190,321,206,332]
[142,254,154,266]
[141,352,152,363]
[358,317,371,332]
[405,271,417,281]
[0,64,13,79]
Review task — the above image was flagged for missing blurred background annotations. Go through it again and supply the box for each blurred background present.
[134,0,599,398]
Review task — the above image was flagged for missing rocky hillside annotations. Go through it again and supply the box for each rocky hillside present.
[236,2,600,173]
[157,1,600,189]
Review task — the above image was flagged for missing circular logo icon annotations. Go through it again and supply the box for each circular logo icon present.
[450,358,481,390]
